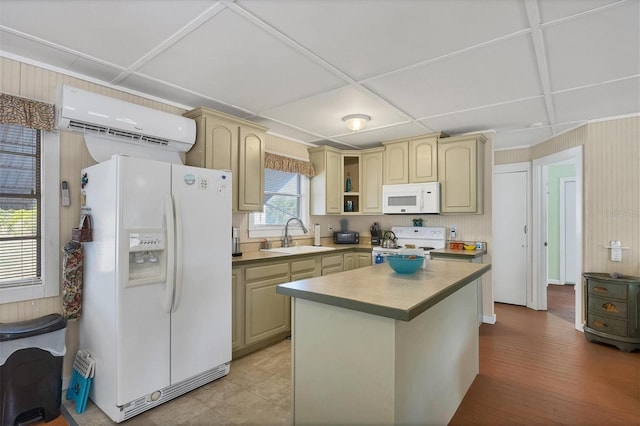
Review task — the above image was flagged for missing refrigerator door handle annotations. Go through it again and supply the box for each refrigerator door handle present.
[164,195,176,313]
[172,196,184,313]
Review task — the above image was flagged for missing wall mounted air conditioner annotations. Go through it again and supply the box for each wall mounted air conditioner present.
[56,85,195,163]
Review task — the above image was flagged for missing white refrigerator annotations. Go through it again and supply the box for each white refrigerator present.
[79,155,232,422]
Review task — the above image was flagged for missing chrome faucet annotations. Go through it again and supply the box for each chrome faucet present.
[283,217,308,247]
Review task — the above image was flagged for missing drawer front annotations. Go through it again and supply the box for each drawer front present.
[321,254,343,268]
[245,262,289,282]
[291,258,317,274]
[587,279,627,300]
[588,295,628,319]
[586,313,628,337]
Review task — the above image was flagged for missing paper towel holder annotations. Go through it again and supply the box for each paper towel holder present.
[312,223,322,246]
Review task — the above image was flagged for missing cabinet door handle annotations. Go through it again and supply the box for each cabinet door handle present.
[602,302,618,313]
[593,320,607,328]
[593,285,608,293]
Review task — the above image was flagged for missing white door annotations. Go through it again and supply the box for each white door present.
[494,170,528,305]
[561,178,577,284]
[170,165,232,383]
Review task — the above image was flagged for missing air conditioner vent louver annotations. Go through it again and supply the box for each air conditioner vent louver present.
[68,120,170,146]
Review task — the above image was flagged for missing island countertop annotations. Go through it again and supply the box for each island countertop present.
[277,259,490,321]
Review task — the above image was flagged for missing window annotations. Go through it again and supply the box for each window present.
[249,169,309,239]
[0,125,40,283]
[0,123,59,303]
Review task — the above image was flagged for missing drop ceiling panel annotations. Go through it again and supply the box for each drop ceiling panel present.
[248,117,323,144]
[365,34,542,118]
[493,127,553,150]
[0,0,215,67]
[553,77,640,123]
[537,0,620,23]
[0,0,637,151]
[137,8,345,113]
[66,57,127,84]
[331,122,433,148]
[0,30,81,70]
[261,85,410,137]
[544,1,640,91]
[118,73,234,112]
[420,97,549,135]
[240,0,529,80]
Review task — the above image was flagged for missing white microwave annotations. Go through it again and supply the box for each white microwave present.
[382,182,440,214]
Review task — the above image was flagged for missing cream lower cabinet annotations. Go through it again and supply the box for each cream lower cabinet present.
[290,257,321,281]
[356,252,372,268]
[184,107,266,212]
[343,253,355,271]
[321,253,344,275]
[438,134,486,214]
[232,268,244,352]
[343,251,372,271]
[244,262,291,347]
[233,250,370,359]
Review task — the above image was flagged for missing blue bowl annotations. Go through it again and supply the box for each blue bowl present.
[387,254,424,274]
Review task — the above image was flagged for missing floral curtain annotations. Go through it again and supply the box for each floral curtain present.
[0,93,55,132]
[265,152,315,177]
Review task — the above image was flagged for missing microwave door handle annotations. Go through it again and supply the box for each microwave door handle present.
[419,189,425,211]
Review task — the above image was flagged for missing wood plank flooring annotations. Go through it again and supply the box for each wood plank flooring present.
[547,283,576,324]
[450,302,640,425]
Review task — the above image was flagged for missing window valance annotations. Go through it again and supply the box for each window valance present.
[264,152,315,177]
[0,93,55,132]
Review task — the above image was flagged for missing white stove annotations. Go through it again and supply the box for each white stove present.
[372,226,446,264]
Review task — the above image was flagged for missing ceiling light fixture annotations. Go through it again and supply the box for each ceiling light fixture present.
[343,114,371,131]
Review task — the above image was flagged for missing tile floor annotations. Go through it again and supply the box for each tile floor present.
[63,339,292,425]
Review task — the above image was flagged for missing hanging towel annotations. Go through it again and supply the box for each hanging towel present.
[62,241,84,320]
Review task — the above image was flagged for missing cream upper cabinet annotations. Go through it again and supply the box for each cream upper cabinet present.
[409,136,438,182]
[383,133,445,184]
[184,107,266,212]
[437,134,486,214]
[361,148,384,213]
[382,141,409,184]
[309,146,342,214]
[238,126,265,211]
[342,151,361,214]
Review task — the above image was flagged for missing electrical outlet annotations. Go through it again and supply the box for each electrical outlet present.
[328,224,334,233]
[449,225,457,240]
[611,240,622,262]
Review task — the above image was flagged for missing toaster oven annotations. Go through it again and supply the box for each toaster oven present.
[333,231,359,244]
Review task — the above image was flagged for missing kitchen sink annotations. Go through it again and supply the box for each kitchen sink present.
[261,246,336,254]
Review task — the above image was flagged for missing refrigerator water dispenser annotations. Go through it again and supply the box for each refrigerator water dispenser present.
[128,230,166,286]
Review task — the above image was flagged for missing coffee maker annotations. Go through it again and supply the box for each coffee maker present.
[232,227,242,257]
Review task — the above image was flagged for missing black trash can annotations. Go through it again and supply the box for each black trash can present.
[0,314,66,425]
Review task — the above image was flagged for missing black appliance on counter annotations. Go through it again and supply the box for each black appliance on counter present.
[370,222,382,245]
[334,231,359,244]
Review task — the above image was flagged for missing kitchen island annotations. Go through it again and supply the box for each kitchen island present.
[277,259,491,425]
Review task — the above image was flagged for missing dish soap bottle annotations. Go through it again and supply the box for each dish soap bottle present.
[345,173,352,192]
